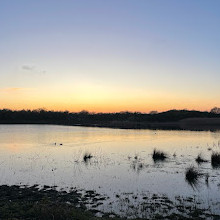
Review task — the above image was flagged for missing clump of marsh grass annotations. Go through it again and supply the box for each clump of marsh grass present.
[152,149,167,161]
[195,154,208,164]
[83,153,93,163]
[211,152,220,168]
[185,166,202,188]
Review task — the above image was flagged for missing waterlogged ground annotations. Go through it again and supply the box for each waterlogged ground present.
[0,125,220,218]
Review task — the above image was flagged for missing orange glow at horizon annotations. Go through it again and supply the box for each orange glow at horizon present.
[1,1,220,116]
[1,84,217,113]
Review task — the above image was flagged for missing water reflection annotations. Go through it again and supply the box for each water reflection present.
[0,125,220,216]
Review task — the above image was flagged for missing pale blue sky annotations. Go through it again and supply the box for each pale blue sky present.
[0,0,220,112]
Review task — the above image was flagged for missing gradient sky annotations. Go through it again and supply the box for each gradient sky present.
[0,0,220,113]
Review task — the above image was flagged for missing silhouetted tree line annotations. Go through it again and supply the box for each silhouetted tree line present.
[0,109,219,126]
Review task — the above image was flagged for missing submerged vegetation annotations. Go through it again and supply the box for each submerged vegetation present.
[0,185,219,220]
[211,152,220,168]
[152,149,167,161]
[0,185,115,220]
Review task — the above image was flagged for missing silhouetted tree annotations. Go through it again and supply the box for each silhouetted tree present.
[0,109,219,126]
[211,107,220,114]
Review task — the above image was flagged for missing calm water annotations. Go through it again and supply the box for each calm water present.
[0,125,220,216]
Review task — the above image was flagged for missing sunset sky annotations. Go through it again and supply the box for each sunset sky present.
[1,0,220,113]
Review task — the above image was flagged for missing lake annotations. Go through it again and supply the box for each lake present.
[0,124,220,218]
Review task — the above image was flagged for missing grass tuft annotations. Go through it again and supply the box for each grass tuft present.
[152,149,167,161]
[185,166,201,188]
[211,152,220,168]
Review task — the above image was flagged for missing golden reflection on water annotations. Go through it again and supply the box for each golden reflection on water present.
[0,125,219,185]
[0,125,220,155]
[0,125,220,216]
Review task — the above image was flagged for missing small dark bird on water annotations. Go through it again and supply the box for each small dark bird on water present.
[83,153,93,162]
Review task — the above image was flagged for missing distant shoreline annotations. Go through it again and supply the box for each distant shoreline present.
[1,109,220,131]
[1,117,220,131]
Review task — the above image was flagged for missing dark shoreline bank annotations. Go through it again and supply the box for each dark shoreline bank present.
[0,185,115,220]
[1,117,220,131]
[1,109,220,131]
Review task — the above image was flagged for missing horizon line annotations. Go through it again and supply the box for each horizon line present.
[0,107,216,114]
